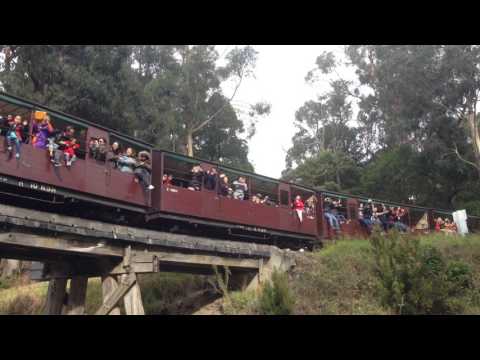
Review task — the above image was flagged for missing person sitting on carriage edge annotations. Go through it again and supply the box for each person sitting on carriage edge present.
[6,115,24,159]
[33,115,54,149]
[188,165,204,191]
[293,195,305,224]
[64,137,80,167]
[134,151,155,191]
[323,197,340,232]
[51,126,75,167]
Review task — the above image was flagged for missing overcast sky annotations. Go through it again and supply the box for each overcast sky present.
[216,45,357,179]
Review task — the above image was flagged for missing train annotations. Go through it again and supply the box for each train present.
[0,91,478,251]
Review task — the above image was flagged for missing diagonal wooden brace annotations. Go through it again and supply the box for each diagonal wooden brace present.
[95,272,137,315]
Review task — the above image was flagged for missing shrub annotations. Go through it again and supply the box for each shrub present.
[370,230,474,314]
[259,270,294,315]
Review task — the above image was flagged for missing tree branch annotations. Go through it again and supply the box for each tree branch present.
[452,142,480,170]
[192,67,244,134]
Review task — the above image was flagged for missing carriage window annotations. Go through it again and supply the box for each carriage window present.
[280,190,289,206]
[163,153,200,188]
[249,177,278,205]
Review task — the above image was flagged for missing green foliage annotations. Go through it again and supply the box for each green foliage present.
[283,150,360,191]
[369,230,475,314]
[258,270,295,315]
[0,45,262,170]
[223,290,259,315]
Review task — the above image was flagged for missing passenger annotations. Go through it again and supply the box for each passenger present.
[134,151,155,191]
[333,198,347,223]
[305,195,317,219]
[0,115,12,136]
[21,118,30,144]
[188,165,204,191]
[204,167,218,191]
[385,206,396,231]
[232,176,248,200]
[257,194,266,204]
[358,199,374,233]
[32,115,54,149]
[117,147,137,173]
[434,217,444,232]
[324,197,341,232]
[394,207,409,233]
[251,194,259,204]
[63,138,80,167]
[6,115,24,159]
[88,138,99,159]
[293,195,305,223]
[373,204,389,232]
[218,173,232,197]
[107,141,122,169]
[162,174,173,186]
[51,126,76,167]
[96,137,108,162]
[263,195,277,207]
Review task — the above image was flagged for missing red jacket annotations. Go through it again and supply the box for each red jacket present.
[64,140,80,157]
[293,199,305,210]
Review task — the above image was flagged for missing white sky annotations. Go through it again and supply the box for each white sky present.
[216,45,357,179]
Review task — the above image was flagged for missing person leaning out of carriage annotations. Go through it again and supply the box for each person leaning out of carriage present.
[293,195,305,224]
[134,151,155,191]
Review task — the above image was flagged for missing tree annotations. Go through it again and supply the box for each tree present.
[0,45,139,132]
[284,55,362,190]
[346,45,480,177]
[131,45,270,169]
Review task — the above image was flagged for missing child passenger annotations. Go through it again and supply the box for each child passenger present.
[64,138,80,167]
[232,176,248,200]
[6,115,24,159]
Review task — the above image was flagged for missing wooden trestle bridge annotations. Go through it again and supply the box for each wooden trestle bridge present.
[0,204,295,315]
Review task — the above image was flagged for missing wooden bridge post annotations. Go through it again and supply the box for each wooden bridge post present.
[66,276,88,315]
[101,275,121,315]
[122,273,145,315]
[44,277,67,315]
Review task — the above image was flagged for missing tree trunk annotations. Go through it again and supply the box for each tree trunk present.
[466,112,480,178]
[186,131,194,157]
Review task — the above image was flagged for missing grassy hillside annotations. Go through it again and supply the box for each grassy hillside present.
[224,233,480,315]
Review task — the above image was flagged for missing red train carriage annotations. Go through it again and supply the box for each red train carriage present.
[1,91,479,249]
[0,92,320,250]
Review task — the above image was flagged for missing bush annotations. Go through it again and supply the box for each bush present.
[369,230,474,314]
[259,270,294,315]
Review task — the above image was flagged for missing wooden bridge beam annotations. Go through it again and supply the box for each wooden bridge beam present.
[44,277,67,315]
[66,276,88,315]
